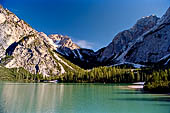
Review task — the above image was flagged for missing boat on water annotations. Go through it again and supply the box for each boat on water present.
[43,80,58,83]
[132,82,145,85]
[49,80,58,83]
[128,82,145,89]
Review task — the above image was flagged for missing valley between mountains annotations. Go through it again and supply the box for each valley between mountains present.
[0,5,170,92]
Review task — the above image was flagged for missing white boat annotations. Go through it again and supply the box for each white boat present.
[132,82,145,85]
[49,80,58,83]
[127,82,145,89]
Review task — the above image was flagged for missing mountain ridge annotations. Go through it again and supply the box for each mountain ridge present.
[0,6,82,77]
[56,8,170,68]
[0,5,170,77]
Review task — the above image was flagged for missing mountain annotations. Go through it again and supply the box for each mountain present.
[57,7,170,68]
[0,6,81,77]
[47,34,99,69]
[97,15,159,63]
[0,5,170,78]
[120,7,170,66]
[72,7,170,68]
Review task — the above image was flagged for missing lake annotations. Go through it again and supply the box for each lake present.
[0,82,170,113]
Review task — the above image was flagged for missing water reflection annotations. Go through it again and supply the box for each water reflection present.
[0,83,68,113]
[0,83,170,113]
[0,83,116,113]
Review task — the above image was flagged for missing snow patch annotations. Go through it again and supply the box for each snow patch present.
[114,62,145,68]
[159,54,170,61]
[165,58,170,65]
[58,63,65,74]
[126,62,145,68]
[64,52,69,56]
[54,53,74,70]
[76,49,83,59]
[72,50,78,58]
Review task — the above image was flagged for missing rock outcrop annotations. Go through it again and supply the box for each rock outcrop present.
[122,7,170,64]
[0,7,36,58]
[0,6,76,76]
[97,15,160,63]
[96,7,170,67]
[48,34,80,50]
[48,34,100,69]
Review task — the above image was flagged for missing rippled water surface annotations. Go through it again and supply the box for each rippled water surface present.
[0,82,170,113]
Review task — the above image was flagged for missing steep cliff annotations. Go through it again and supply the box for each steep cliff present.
[119,7,170,65]
[0,6,80,76]
[97,15,159,63]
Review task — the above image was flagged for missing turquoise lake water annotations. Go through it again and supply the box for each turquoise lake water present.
[0,82,170,113]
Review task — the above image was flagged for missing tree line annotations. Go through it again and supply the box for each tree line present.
[1,63,170,93]
[56,66,153,83]
[144,68,170,93]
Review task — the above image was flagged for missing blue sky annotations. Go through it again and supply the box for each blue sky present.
[1,0,170,50]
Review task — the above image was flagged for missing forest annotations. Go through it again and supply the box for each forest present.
[0,64,169,93]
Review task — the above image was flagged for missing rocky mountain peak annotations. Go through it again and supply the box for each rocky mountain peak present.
[130,15,159,34]
[49,34,69,40]
[48,34,80,50]
[119,7,170,64]
[97,14,159,63]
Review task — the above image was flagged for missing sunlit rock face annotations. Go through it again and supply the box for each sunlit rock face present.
[97,15,160,63]
[0,6,75,76]
[94,7,170,67]
[0,6,36,58]
[0,13,6,24]
[122,7,170,64]
[48,34,80,50]
[5,33,61,76]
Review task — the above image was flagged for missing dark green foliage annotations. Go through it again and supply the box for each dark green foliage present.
[0,66,16,81]
[144,69,170,93]
[0,66,43,82]
[58,66,151,83]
